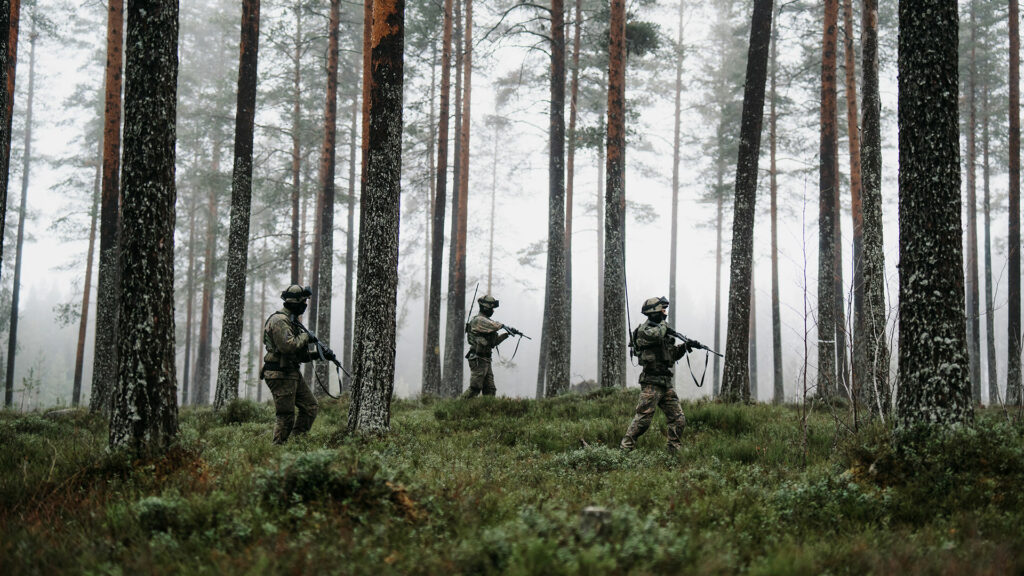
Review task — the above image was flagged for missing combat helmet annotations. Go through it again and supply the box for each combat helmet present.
[641,296,669,317]
[478,294,499,309]
[281,284,313,303]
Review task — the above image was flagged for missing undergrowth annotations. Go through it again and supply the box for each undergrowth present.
[1,390,1022,574]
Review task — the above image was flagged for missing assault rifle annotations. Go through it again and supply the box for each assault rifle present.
[666,328,724,358]
[501,324,531,340]
[289,316,351,398]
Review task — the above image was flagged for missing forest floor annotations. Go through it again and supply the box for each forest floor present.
[1,388,1023,575]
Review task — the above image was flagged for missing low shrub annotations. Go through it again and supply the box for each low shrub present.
[217,399,273,426]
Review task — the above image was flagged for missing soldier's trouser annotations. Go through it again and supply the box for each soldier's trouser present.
[266,371,319,445]
[620,384,686,452]
[462,358,496,398]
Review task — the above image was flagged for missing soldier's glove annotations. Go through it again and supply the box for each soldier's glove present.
[688,339,703,351]
[322,347,337,362]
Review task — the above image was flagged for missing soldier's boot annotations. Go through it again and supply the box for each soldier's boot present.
[461,386,482,399]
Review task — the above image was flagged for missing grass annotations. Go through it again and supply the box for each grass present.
[1,388,1023,574]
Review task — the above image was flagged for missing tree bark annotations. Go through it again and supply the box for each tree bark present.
[596,113,605,385]
[348,0,404,435]
[342,85,358,393]
[669,0,683,331]
[859,0,890,414]
[310,0,341,396]
[963,0,981,405]
[290,4,303,285]
[422,0,453,396]
[423,42,437,372]
[193,141,221,406]
[769,2,783,404]
[983,88,998,402]
[895,0,972,430]
[3,21,34,409]
[601,0,626,389]
[258,265,266,402]
[442,0,467,397]
[73,133,103,407]
[817,0,839,399]
[544,0,569,397]
[721,0,773,404]
[0,0,14,281]
[90,0,123,414]
[181,206,197,405]
[1008,0,1022,406]
[844,0,866,408]
[713,150,724,397]
[108,0,180,456]
[214,0,261,410]
[563,0,580,385]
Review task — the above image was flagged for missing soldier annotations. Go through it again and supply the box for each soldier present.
[262,285,335,444]
[620,296,693,453]
[462,294,512,398]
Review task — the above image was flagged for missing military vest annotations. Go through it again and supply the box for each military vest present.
[633,320,677,380]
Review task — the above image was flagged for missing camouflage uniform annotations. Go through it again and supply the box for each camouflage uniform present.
[621,298,689,452]
[263,286,319,444]
[462,295,510,398]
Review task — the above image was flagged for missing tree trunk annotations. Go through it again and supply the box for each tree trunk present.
[564,0,581,384]
[962,0,981,405]
[108,0,179,456]
[290,4,302,285]
[1008,0,1022,406]
[245,269,255,398]
[749,275,759,400]
[544,0,568,397]
[182,206,197,405]
[90,0,123,414]
[601,0,626,389]
[348,0,404,435]
[422,0,452,396]
[193,141,221,406]
[669,0,683,331]
[712,152,724,397]
[258,266,266,402]
[770,2,783,405]
[487,102,497,293]
[721,0,773,404]
[844,0,867,408]
[214,0,261,410]
[983,88,998,402]
[0,0,15,280]
[442,0,467,397]
[423,41,437,371]
[817,0,839,399]
[342,85,358,393]
[859,0,890,414]
[310,0,341,396]
[596,113,605,385]
[73,134,102,407]
[895,0,972,430]
[3,21,34,409]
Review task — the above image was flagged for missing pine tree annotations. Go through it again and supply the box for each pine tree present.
[348,0,403,435]
[0,0,12,281]
[89,0,123,414]
[214,0,261,410]
[108,0,180,456]
[895,0,972,430]
[1008,0,1022,406]
[720,0,773,404]
[817,0,839,399]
